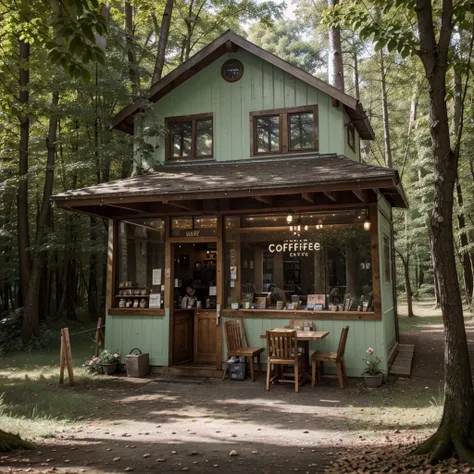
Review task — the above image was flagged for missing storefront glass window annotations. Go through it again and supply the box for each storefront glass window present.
[224,210,373,312]
[116,219,165,309]
[171,216,217,237]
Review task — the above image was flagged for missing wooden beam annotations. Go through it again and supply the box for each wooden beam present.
[254,196,272,206]
[108,203,151,213]
[323,191,338,203]
[352,189,369,203]
[162,200,199,212]
[301,192,314,204]
[225,40,239,52]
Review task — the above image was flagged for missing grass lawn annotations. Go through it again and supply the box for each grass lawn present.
[0,323,120,440]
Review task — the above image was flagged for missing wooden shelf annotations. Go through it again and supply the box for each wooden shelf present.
[115,295,150,298]
[222,309,380,321]
[109,308,165,316]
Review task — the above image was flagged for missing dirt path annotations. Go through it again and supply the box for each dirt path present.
[2,301,470,474]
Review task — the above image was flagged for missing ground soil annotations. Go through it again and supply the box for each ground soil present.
[2,301,474,474]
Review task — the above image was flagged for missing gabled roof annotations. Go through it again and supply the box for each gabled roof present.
[110,30,375,140]
[52,154,406,210]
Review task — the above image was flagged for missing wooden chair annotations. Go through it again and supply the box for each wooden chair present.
[266,330,304,393]
[311,326,349,389]
[223,319,264,382]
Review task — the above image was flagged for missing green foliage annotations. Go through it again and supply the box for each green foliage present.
[0,312,53,354]
[247,20,324,74]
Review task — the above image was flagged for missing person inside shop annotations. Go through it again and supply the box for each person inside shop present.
[181,285,198,309]
[268,283,287,305]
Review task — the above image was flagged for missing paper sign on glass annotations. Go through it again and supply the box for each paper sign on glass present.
[149,293,161,308]
[209,286,217,296]
[152,268,162,285]
[230,265,237,280]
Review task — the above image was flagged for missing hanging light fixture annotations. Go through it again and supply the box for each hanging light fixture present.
[363,213,371,231]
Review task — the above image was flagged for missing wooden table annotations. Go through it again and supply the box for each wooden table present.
[260,329,329,385]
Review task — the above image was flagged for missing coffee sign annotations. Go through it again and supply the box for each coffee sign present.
[268,239,321,257]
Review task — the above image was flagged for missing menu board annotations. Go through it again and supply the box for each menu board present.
[149,293,161,308]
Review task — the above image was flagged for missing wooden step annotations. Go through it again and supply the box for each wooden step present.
[389,343,415,377]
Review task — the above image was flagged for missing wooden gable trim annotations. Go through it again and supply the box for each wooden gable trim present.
[110,30,374,139]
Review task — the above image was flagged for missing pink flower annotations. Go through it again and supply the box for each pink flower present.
[114,353,120,359]
[366,347,374,355]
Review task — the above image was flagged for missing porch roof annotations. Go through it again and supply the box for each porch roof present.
[52,155,407,217]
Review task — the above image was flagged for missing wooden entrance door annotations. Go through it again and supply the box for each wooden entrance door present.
[194,310,217,363]
[173,310,193,364]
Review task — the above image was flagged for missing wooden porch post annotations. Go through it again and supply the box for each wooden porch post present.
[165,217,174,366]
[105,219,116,311]
[369,203,381,318]
[216,214,224,370]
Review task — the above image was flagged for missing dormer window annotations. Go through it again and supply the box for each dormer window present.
[250,106,318,156]
[166,113,213,160]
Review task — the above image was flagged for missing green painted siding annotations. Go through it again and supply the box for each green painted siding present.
[105,312,170,366]
[138,50,348,168]
[343,112,360,161]
[222,317,387,377]
[378,198,396,357]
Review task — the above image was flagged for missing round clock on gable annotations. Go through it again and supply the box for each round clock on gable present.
[221,59,244,82]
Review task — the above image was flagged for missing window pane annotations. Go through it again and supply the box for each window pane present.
[289,112,314,149]
[196,119,213,156]
[171,121,192,157]
[256,116,280,153]
[224,210,373,311]
[194,217,217,229]
[117,219,165,308]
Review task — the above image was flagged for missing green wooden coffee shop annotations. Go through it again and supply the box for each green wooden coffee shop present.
[52,30,407,381]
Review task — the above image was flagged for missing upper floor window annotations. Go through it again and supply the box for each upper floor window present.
[347,122,356,152]
[250,106,318,156]
[166,113,213,160]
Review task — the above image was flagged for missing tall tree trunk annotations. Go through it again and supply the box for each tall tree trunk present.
[352,34,360,100]
[152,0,173,84]
[453,71,473,303]
[397,251,414,317]
[380,49,393,168]
[125,1,140,96]
[414,0,474,463]
[327,0,344,91]
[17,39,31,304]
[21,91,60,341]
[88,217,98,319]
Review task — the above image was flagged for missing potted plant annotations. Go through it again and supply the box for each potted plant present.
[84,356,102,373]
[361,347,384,388]
[99,350,120,375]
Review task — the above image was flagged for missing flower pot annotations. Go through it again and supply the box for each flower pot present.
[101,362,118,375]
[363,373,383,388]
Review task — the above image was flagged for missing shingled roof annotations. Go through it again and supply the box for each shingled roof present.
[52,155,407,211]
[110,30,374,140]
